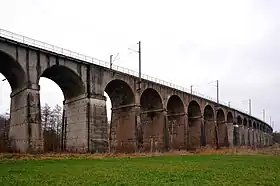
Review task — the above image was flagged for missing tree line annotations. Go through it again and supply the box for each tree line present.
[0,103,63,152]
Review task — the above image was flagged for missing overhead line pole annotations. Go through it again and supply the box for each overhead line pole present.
[216,80,219,104]
[128,41,142,91]
[138,41,141,90]
[110,55,113,69]
[249,99,251,115]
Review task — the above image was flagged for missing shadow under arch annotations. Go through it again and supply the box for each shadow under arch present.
[140,88,164,152]
[187,100,202,150]
[166,95,185,150]
[40,65,85,100]
[0,50,26,92]
[104,79,136,153]
[203,105,215,147]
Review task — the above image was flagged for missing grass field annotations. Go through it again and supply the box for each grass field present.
[0,154,279,186]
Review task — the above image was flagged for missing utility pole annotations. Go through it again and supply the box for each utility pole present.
[128,41,141,91]
[190,85,193,95]
[216,80,219,104]
[263,109,265,122]
[270,116,272,126]
[138,41,141,88]
[110,55,113,69]
[249,99,251,115]
[228,101,231,107]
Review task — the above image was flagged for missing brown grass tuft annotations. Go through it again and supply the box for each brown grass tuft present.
[0,145,279,160]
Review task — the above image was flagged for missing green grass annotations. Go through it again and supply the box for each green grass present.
[0,155,279,185]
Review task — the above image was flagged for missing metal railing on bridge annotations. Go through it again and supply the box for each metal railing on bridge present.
[0,28,260,121]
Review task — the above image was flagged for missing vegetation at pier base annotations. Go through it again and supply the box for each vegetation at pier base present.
[0,155,279,185]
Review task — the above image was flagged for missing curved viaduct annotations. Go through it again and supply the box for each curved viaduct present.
[0,30,273,153]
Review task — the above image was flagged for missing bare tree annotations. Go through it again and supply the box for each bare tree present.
[41,103,63,152]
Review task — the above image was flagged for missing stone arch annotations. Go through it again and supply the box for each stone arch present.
[0,50,26,91]
[253,121,257,129]
[248,120,253,146]
[216,109,227,147]
[249,120,252,128]
[166,95,185,150]
[234,115,242,146]
[104,79,136,153]
[40,65,85,100]
[0,50,28,152]
[39,65,87,152]
[203,105,215,147]
[242,118,248,146]
[255,122,261,146]
[140,88,164,152]
[237,116,242,126]
[0,50,33,152]
[243,118,248,128]
[226,112,234,147]
[105,79,135,108]
[187,100,202,150]
[227,112,233,123]
[140,88,163,111]
[252,122,258,146]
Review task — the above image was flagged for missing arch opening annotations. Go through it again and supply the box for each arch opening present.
[166,95,185,150]
[0,51,26,152]
[140,88,164,152]
[243,119,248,128]
[253,122,257,129]
[104,79,135,153]
[248,120,252,146]
[39,65,85,152]
[227,112,233,123]
[217,109,227,147]
[226,112,234,147]
[252,121,257,146]
[234,116,242,146]
[242,118,248,146]
[237,116,242,126]
[203,105,214,147]
[0,73,11,152]
[188,100,202,150]
[40,66,85,100]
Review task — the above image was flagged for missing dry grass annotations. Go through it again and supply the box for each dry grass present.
[0,145,279,160]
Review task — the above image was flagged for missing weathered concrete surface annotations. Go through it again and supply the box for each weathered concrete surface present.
[167,114,186,150]
[226,122,234,147]
[0,34,273,153]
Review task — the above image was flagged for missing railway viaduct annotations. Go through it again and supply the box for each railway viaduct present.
[0,29,273,153]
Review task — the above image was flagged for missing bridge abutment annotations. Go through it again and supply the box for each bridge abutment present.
[226,122,234,147]
[167,113,187,150]
[188,116,202,150]
[110,104,138,153]
[9,86,43,153]
[140,109,166,152]
[64,95,108,153]
[204,119,216,147]
[217,121,228,147]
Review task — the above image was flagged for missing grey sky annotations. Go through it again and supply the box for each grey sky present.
[0,0,279,131]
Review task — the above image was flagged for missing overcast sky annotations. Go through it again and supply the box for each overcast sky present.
[0,0,279,131]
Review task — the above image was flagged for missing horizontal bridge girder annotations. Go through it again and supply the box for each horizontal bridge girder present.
[140,108,165,114]
[167,113,186,117]
[188,116,202,120]
[111,104,138,110]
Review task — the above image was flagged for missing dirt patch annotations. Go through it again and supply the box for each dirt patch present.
[0,145,279,160]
